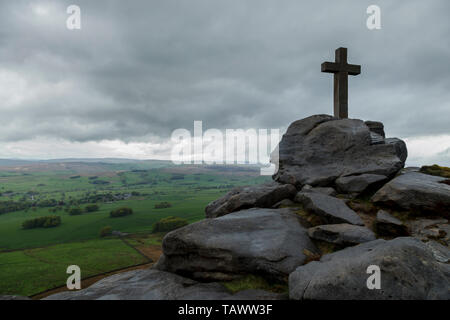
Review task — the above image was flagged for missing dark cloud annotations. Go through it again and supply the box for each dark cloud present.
[0,0,449,147]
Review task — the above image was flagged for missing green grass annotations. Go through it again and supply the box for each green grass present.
[0,238,148,296]
[0,195,218,250]
[0,163,269,296]
[124,233,165,247]
[0,170,268,251]
[222,275,288,294]
[420,164,450,178]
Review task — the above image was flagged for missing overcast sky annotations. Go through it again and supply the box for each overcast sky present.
[0,0,449,166]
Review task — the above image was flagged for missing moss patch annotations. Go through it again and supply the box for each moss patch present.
[420,164,450,178]
[311,239,343,255]
[294,207,324,227]
[347,198,377,215]
[221,274,288,294]
[303,248,322,263]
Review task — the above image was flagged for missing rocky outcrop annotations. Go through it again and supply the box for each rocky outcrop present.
[374,210,408,237]
[156,208,318,281]
[289,237,450,300]
[31,115,450,301]
[308,224,376,245]
[295,191,364,225]
[272,115,407,188]
[44,269,285,300]
[335,174,387,195]
[205,182,297,218]
[372,171,450,216]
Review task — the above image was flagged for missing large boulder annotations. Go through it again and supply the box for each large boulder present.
[308,224,376,245]
[371,171,450,216]
[295,191,364,226]
[289,237,450,300]
[205,182,297,218]
[156,208,319,281]
[44,269,284,300]
[272,115,407,188]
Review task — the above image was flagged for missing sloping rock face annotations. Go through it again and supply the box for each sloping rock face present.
[335,174,387,194]
[44,269,284,300]
[156,208,318,281]
[295,191,364,225]
[205,182,297,218]
[308,224,376,245]
[289,237,450,300]
[372,171,450,216]
[301,184,337,196]
[272,115,407,188]
[375,210,409,236]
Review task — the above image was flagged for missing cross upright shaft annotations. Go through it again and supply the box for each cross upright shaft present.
[321,47,361,118]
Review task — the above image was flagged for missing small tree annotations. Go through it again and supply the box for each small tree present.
[154,202,172,209]
[152,216,188,233]
[110,207,133,218]
[22,215,61,229]
[85,204,99,213]
[69,207,83,215]
[99,226,112,237]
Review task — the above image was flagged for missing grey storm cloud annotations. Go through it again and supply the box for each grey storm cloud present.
[0,0,449,143]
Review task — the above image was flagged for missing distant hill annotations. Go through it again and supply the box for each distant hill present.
[0,158,263,176]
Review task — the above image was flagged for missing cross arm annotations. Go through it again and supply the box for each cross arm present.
[347,64,361,75]
[321,62,340,73]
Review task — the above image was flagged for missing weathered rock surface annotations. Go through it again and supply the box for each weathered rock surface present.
[44,269,284,300]
[205,182,297,218]
[156,208,318,281]
[308,224,376,245]
[372,171,450,216]
[0,295,31,300]
[289,237,450,300]
[272,115,407,188]
[365,121,385,138]
[301,184,337,196]
[369,132,385,145]
[425,241,450,263]
[335,174,387,194]
[408,218,449,245]
[295,191,364,226]
[272,199,296,208]
[375,210,409,237]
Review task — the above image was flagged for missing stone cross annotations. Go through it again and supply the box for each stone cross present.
[321,47,361,118]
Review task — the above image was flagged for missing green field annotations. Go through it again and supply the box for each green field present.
[0,160,269,296]
[0,238,149,296]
